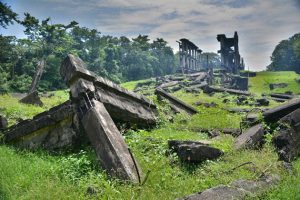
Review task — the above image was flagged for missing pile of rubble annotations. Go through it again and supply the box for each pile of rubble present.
[2,54,158,183]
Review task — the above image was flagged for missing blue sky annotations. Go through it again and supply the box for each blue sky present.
[1,0,300,71]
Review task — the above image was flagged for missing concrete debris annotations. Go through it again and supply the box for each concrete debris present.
[263,98,300,123]
[270,93,294,100]
[155,88,198,115]
[4,101,79,150]
[168,140,223,163]
[19,90,43,107]
[256,98,270,106]
[235,124,265,150]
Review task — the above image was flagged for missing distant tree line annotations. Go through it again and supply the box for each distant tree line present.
[0,2,176,92]
[267,33,300,73]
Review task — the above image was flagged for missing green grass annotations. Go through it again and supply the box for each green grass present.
[249,71,300,95]
[0,71,300,199]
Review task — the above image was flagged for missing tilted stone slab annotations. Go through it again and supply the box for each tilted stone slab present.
[3,101,79,150]
[63,54,144,182]
[61,54,157,126]
[81,100,141,182]
[234,124,264,150]
[263,98,300,123]
[155,88,198,115]
[208,86,251,96]
[270,93,294,100]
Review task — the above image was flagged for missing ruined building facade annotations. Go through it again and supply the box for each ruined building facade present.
[178,38,202,73]
[217,31,245,74]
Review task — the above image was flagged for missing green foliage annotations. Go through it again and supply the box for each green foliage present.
[0,2,18,28]
[268,33,300,73]
[1,71,300,199]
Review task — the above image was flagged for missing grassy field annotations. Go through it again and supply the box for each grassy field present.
[0,71,300,200]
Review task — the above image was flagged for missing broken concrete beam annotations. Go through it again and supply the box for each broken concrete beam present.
[158,81,179,89]
[207,86,251,96]
[3,101,79,150]
[81,100,141,182]
[273,108,300,162]
[168,140,223,163]
[270,93,294,100]
[19,90,43,107]
[155,88,198,115]
[263,98,300,123]
[234,124,264,149]
[271,97,287,102]
[61,54,157,126]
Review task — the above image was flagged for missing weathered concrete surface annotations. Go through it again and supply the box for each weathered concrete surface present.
[155,88,198,115]
[3,101,79,150]
[273,108,300,162]
[270,93,294,100]
[158,81,179,89]
[168,140,223,163]
[81,100,141,182]
[61,54,157,126]
[235,124,264,149]
[271,97,287,102]
[61,54,147,182]
[177,175,279,200]
[19,91,43,107]
[207,86,251,96]
[256,98,270,106]
[263,98,300,123]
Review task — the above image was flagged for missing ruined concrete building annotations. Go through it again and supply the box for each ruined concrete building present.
[177,38,202,73]
[3,54,158,183]
[217,31,245,74]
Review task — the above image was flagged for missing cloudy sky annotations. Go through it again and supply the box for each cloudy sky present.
[1,0,300,71]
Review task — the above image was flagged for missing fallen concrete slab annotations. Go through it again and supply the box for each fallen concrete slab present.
[207,86,251,96]
[155,88,198,115]
[270,93,294,100]
[271,97,287,102]
[61,54,150,182]
[81,100,141,182]
[3,101,79,150]
[61,54,157,126]
[235,124,264,150]
[273,108,300,162]
[158,81,179,89]
[263,98,300,123]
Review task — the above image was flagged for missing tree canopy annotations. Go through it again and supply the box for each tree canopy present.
[267,33,300,73]
[0,6,176,93]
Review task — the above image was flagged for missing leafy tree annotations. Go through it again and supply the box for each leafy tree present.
[0,1,18,28]
[267,33,300,73]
